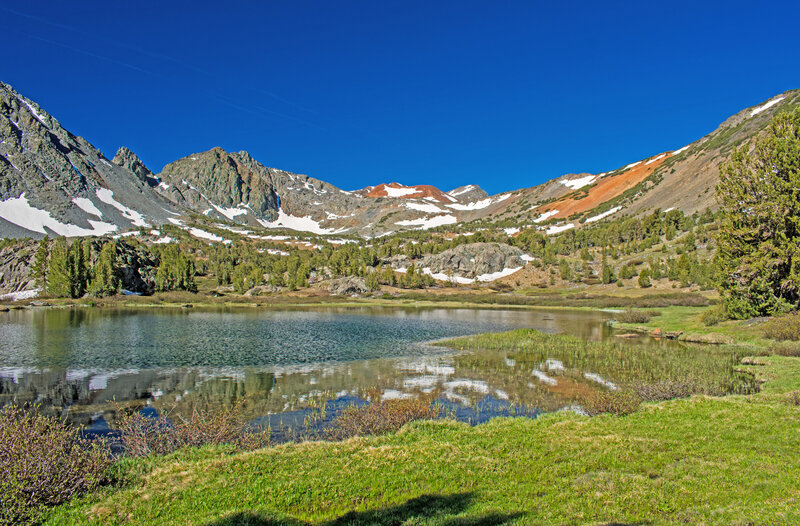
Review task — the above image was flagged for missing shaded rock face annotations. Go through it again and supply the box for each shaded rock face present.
[421,243,528,278]
[327,276,368,296]
[0,240,38,294]
[108,239,159,294]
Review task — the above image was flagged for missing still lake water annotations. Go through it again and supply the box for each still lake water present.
[0,306,617,433]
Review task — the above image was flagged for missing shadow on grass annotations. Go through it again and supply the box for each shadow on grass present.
[207,492,523,525]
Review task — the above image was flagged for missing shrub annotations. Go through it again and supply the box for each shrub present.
[616,309,652,324]
[0,405,111,524]
[584,389,641,416]
[115,403,271,458]
[634,380,695,402]
[700,304,728,326]
[787,391,800,407]
[763,312,800,341]
[327,398,437,440]
[762,342,800,357]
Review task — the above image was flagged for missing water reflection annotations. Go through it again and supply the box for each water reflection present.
[1,306,623,431]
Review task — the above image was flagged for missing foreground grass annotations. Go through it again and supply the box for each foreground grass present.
[46,356,800,525]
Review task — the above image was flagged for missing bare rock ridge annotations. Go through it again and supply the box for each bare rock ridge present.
[1,79,799,240]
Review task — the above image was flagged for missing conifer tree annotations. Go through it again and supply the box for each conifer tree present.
[46,238,71,297]
[90,241,120,297]
[715,108,800,317]
[638,268,652,288]
[31,237,49,291]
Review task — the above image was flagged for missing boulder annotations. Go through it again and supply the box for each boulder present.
[327,276,368,296]
[418,242,530,279]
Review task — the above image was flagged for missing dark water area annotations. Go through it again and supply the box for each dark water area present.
[0,306,615,436]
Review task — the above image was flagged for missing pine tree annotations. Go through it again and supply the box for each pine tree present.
[67,239,88,298]
[638,268,652,288]
[365,270,380,291]
[46,238,71,297]
[31,237,49,291]
[715,108,800,317]
[90,241,120,297]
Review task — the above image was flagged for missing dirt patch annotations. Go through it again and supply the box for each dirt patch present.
[541,154,671,219]
[358,182,453,202]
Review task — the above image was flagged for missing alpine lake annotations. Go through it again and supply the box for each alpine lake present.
[0,305,757,442]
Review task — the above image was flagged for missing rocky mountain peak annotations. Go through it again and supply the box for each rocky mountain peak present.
[112,147,155,185]
[446,185,488,203]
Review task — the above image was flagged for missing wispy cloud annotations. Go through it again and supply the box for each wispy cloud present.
[28,35,152,74]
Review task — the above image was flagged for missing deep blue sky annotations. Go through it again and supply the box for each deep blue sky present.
[3,1,799,194]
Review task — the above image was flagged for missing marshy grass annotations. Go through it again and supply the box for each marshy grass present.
[440,329,758,401]
[615,308,659,323]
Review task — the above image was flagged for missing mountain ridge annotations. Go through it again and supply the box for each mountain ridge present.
[1,81,798,240]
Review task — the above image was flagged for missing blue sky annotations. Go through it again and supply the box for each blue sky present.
[3,1,799,194]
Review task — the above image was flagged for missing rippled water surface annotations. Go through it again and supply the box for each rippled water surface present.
[0,306,617,430]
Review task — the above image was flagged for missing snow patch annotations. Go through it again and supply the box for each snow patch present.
[153,236,175,244]
[561,175,596,190]
[585,206,622,223]
[406,202,444,214]
[545,223,575,235]
[544,359,564,371]
[383,185,419,197]
[750,96,786,116]
[445,193,511,211]
[672,145,691,155]
[188,228,226,243]
[0,194,118,237]
[0,288,40,301]
[258,208,343,235]
[72,197,103,218]
[395,215,458,230]
[209,202,249,221]
[645,154,666,165]
[534,209,559,223]
[381,389,414,401]
[503,227,520,235]
[19,97,47,124]
[447,185,475,197]
[623,161,641,170]
[95,188,148,227]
